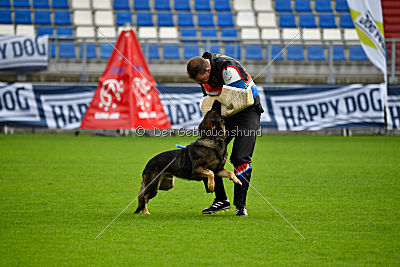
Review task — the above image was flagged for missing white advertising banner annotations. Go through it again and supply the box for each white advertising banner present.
[0,35,48,70]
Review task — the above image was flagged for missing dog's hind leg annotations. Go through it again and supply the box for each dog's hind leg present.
[216,169,242,185]
[134,172,162,215]
[134,177,147,214]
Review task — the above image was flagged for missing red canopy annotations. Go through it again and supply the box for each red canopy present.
[81,30,171,129]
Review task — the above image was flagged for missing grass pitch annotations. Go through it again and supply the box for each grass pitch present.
[0,133,399,265]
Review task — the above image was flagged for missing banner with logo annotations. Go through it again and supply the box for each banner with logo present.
[80,30,170,129]
[261,84,385,130]
[0,83,94,128]
[387,86,400,130]
[0,35,48,71]
[1,83,399,130]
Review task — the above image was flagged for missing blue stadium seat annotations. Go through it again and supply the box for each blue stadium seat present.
[287,46,304,60]
[100,44,114,58]
[148,44,160,59]
[307,46,325,60]
[209,45,220,54]
[181,28,197,42]
[52,0,68,9]
[0,10,12,24]
[221,28,238,40]
[201,28,217,39]
[332,46,346,61]
[116,12,132,26]
[299,13,316,28]
[80,44,97,59]
[217,13,234,27]
[295,0,311,12]
[340,14,354,28]
[225,45,241,59]
[33,0,49,8]
[214,0,230,11]
[158,12,174,26]
[197,12,214,27]
[37,26,53,36]
[134,0,150,10]
[279,13,296,28]
[349,46,368,61]
[163,44,180,59]
[114,0,130,10]
[174,0,190,10]
[34,10,51,25]
[137,12,153,26]
[15,10,32,24]
[184,44,200,59]
[54,11,71,25]
[336,0,349,12]
[59,43,76,58]
[178,12,194,27]
[275,0,292,12]
[271,45,284,60]
[56,27,73,36]
[0,0,10,8]
[245,45,263,60]
[319,13,336,28]
[195,0,211,11]
[13,0,30,8]
[155,0,170,10]
[315,0,332,12]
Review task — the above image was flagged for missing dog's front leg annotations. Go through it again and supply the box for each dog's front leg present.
[216,169,242,185]
[193,167,215,192]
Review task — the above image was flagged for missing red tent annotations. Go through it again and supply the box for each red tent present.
[81,30,171,129]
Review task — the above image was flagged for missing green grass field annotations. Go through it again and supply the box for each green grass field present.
[1,134,399,265]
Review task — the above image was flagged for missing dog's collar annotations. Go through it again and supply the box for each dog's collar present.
[194,138,225,149]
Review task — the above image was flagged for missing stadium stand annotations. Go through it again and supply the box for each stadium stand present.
[0,0,395,84]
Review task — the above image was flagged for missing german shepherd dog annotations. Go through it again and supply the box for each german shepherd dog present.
[134,100,242,214]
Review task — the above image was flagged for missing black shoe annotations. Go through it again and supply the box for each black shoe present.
[236,206,248,217]
[202,199,230,214]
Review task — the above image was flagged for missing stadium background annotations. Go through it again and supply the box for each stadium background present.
[1,1,400,265]
[0,0,398,84]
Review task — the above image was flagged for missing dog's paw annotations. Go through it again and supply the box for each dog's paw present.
[232,175,242,185]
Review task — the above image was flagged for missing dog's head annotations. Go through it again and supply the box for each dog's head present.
[198,100,225,138]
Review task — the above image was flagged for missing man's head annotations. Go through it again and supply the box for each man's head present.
[186,56,211,85]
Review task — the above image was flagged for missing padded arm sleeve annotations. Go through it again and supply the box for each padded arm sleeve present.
[222,66,247,89]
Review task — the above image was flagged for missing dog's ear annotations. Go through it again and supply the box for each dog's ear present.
[211,100,222,115]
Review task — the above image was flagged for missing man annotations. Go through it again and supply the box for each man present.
[187,52,264,216]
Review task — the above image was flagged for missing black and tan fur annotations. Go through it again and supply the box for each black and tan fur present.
[134,101,241,214]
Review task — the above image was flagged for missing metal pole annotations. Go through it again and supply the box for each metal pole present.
[80,39,89,82]
[327,41,335,84]
[389,39,398,84]
[265,40,274,83]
